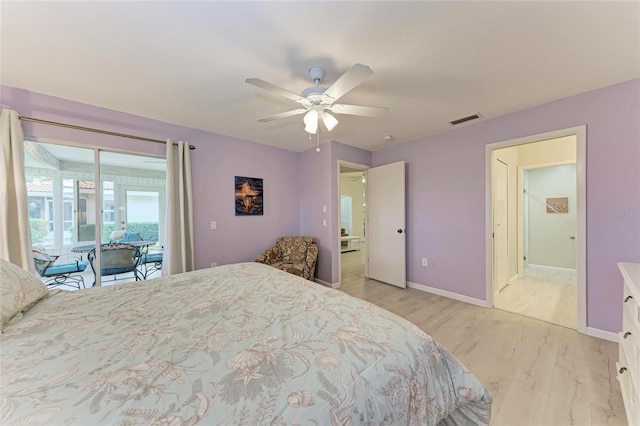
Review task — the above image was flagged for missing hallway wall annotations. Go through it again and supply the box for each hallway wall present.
[527,164,577,269]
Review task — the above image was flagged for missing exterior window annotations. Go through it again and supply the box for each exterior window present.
[26,177,54,246]
[103,182,115,223]
[47,200,54,231]
[28,196,45,219]
[63,179,74,245]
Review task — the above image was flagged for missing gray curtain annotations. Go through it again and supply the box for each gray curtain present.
[162,140,194,275]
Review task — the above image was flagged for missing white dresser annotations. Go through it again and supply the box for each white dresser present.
[618,262,640,426]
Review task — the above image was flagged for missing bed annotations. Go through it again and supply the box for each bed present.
[1,259,491,425]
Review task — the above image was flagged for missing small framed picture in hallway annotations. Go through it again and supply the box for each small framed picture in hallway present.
[546,197,569,213]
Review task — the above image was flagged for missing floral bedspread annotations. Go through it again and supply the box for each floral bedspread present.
[1,262,491,425]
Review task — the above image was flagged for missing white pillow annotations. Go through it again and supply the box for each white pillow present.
[0,258,48,326]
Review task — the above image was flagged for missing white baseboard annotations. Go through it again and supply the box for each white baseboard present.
[408,281,490,308]
[528,264,576,274]
[315,278,340,289]
[586,326,618,343]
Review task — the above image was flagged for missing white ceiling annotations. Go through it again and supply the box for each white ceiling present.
[2,1,638,152]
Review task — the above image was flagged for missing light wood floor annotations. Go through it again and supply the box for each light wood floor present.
[494,274,577,329]
[338,251,626,426]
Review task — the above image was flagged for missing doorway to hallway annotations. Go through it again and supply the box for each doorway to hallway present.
[494,163,578,328]
[338,162,367,286]
[487,128,585,332]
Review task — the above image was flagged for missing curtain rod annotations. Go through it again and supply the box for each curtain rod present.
[18,116,196,150]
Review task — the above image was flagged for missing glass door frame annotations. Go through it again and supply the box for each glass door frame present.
[24,138,166,288]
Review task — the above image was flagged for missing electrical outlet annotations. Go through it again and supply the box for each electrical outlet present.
[421,258,428,267]
[210,221,217,230]
[322,219,327,227]
[211,262,217,267]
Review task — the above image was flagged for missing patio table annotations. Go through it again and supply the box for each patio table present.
[71,241,158,286]
[71,240,158,253]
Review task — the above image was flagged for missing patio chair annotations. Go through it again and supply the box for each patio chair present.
[32,249,88,290]
[88,242,143,286]
[139,247,163,279]
[256,236,318,280]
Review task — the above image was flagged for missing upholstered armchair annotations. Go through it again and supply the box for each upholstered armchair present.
[256,236,318,280]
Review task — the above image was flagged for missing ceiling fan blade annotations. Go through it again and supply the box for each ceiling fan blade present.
[322,64,373,102]
[257,109,308,122]
[246,78,311,107]
[328,104,388,117]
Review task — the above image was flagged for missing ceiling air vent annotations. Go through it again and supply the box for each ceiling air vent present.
[449,113,482,126]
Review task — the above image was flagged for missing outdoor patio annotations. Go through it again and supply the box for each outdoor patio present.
[34,246,162,291]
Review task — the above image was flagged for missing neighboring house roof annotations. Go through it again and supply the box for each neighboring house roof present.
[27,180,114,193]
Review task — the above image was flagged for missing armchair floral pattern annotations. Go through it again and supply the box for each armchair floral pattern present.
[256,236,318,280]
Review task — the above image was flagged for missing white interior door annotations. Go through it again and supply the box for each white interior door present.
[493,158,509,296]
[366,161,406,288]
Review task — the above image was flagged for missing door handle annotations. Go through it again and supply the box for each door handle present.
[397,229,404,234]
[569,236,576,240]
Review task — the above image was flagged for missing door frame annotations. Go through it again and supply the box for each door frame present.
[337,160,369,287]
[492,157,509,298]
[485,125,586,334]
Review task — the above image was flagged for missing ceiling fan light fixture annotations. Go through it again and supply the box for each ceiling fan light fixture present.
[303,110,319,134]
[247,63,388,141]
[322,112,339,131]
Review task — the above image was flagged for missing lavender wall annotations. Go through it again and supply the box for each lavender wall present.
[190,134,300,268]
[298,141,371,284]
[372,78,640,333]
[1,86,301,270]
[299,144,332,281]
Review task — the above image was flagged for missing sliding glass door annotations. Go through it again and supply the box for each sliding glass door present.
[25,143,96,254]
[24,141,166,289]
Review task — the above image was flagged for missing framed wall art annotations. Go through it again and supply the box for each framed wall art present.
[546,197,568,213]
[235,176,263,216]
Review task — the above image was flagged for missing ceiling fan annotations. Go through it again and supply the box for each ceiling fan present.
[246,63,388,134]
